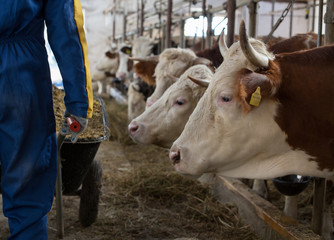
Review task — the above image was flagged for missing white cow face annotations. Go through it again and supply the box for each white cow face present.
[146,48,211,108]
[129,65,213,148]
[169,37,291,179]
[96,51,119,73]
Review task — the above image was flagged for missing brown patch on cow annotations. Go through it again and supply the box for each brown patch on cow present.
[195,43,224,69]
[106,51,118,59]
[268,33,318,54]
[127,58,133,72]
[235,61,282,113]
[273,45,334,171]
[133,61,157,86]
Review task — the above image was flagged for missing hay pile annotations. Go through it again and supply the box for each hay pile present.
[53,85,108,140]
[92,97,261,240]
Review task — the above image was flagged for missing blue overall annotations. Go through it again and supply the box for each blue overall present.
[0,0,93,239]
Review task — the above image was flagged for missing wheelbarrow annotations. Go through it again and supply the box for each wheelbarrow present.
[56,96,110,238]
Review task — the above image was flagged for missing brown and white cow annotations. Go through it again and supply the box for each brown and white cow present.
[128,64,213,148]
[145,48,212,107]
[169,20,334,180]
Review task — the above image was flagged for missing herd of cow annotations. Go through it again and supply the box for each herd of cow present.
[92,21,334,239]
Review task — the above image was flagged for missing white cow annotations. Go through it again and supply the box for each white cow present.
[146,48,212,107]
[128,64,213,148]
[127,37,155,121]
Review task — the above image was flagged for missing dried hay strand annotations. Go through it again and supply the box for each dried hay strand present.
[53,85,108,140]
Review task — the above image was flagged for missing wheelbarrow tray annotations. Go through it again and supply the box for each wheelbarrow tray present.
[60,96,110,195]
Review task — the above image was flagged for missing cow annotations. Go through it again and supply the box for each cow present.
[127,79,155,122]
[128,64,213,147]
[145,48,212,107]
[127,37,156,121]
[169,20,334,238]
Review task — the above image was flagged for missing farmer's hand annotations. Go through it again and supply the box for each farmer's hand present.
[60,110,88,143]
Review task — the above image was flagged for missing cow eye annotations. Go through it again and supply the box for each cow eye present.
[221,96,231,102]
[174,98,186,106]
[176,100,184,105]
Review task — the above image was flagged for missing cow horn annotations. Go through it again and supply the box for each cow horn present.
[239,20,269,68]
[166,74,179,82]
[188,75,209,87]
[218,29,228,58]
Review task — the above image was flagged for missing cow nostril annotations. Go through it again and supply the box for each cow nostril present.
[169,150,181,165]
[128,122,139,135]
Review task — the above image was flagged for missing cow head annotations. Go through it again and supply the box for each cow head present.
[128,64,213,148]
[95,50,119,73]
[168,21,297,179]
[116,45,133,80]
[146,48,212,108]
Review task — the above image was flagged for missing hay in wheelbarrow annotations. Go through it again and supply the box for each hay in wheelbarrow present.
[53,85,109,140]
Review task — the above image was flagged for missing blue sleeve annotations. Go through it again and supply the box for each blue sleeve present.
[44,0,93,118]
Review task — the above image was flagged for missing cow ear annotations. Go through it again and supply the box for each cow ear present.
[193,57,212,66]
[120,46,132,55]
[167,74,179,82]
[188,75,209,88]
[105,51,117,58]
[237,68,273,107]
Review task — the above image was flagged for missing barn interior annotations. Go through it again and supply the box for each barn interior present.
[1,0,333,239]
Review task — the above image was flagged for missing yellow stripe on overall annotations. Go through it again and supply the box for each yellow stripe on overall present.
[73,0,93,118]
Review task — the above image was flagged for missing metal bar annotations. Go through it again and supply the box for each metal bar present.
[248,1,258,37]
[56,134,65,239]
[202,0,207,50]
[289,1,294,37]
[325,0,334,44]
[271,0,276,29]
[318,0,324,46]
[166,0,173,48]
[140,0,145,36]
[227,0,236,47]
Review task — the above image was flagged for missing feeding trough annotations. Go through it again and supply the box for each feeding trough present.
[272,175,312,196]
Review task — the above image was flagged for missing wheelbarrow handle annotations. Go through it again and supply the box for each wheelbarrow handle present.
[56,133,65,239]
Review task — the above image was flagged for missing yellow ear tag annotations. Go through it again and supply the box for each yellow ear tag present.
[249,86,261,107]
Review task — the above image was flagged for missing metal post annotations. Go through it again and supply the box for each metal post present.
[166,0,173,48]
[248,1,258,37]
[325,0,334,44]
[202,0,207,50]
[137,0,140,36]
[180,18,186,48]
[162,20,166,51]
[318,0,324,46]
[312,0,316,32]
[112,0,116,42]
[227,0,236,47]
[123,9,127,41]
[206,5,213,48]
[289,1,294,37]
[140,0,145,36]
[271,0,276,29]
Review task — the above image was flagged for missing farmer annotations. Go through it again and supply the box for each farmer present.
[0,0,93,239]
